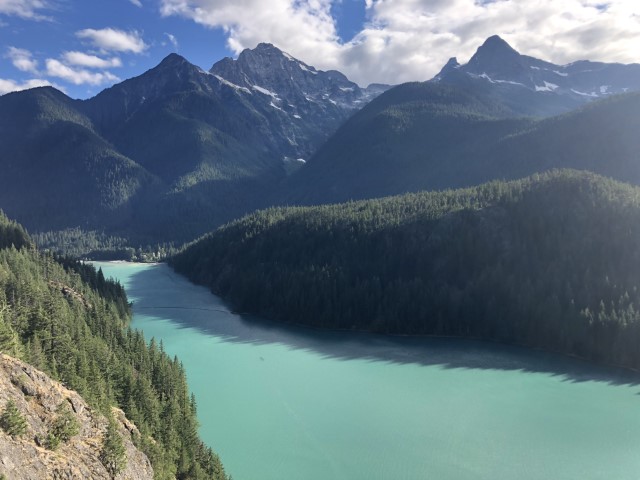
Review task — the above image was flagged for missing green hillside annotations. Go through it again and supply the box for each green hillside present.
[0,87,156,232]
[173,170,640,370]
[0,211,227,479]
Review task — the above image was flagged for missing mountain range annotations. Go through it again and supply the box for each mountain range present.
[0,36,639,252]
[0,43,388,244]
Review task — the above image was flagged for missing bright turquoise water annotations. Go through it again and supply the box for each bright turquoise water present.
[97,262,640,480]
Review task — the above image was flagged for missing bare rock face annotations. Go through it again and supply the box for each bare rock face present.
[0,354,153,480]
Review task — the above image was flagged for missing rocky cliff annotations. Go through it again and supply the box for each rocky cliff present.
[0,354,153,480]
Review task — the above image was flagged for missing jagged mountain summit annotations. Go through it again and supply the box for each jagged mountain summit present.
[433,35,640,116]
[208,43,389,162]
[211,43,383,111]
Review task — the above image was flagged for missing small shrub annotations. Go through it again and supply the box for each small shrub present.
[45,431,60,451]
[46,401,80,450]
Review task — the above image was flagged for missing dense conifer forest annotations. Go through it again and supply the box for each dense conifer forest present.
[0,211,227,479]
[172,170,640,371]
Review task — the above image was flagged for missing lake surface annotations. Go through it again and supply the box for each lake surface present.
[97,262,640,480]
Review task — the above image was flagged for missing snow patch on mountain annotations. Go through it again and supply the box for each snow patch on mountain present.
[571,89,599,97]
[477,73,495,83]
[269,101,284,112]
[495,79,527,87]
[214,75,252,94]
[253,85,279,98]
[299,63,318,75]
[535,81,559,92]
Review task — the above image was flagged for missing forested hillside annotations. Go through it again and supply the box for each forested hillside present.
[0,211,227,479]
[173,170,640,370]
[0,88,155,232]
[281,90,640,205]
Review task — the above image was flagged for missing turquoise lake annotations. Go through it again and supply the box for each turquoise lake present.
[97,262,640,480]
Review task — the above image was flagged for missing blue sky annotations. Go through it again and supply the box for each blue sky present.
[1,1,235,98]
[1,0,639,98]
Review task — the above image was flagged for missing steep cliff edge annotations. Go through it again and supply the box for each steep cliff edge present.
[0,354,153,480]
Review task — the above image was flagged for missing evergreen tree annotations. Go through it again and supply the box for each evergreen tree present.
[0,400,28,437]
[0,304,23,358]
[100,416,127,479]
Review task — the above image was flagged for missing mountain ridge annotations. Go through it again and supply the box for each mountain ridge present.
[433,35,640,116]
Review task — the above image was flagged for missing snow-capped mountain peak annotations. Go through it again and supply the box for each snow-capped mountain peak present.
[432,35,640,116]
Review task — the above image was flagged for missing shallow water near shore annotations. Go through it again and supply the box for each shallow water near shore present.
[97,261,640,480]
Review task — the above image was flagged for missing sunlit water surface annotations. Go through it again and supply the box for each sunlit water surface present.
[97,262,640,480]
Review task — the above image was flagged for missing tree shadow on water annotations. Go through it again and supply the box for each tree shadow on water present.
[119,263,640,388]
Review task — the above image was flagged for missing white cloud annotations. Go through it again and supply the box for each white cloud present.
[159,0,640,86]
[0,78,55,95]
[76,28,148,54]
[45,58,120,85]
[129,0,143,6]
[62,51,122,69]
[159,0,339,60]
[6,47,39,74]
[164,32,179,48]
[0,0,51,20]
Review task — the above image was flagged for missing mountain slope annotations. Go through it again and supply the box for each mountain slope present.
[282,86,640,205]
[279,80,531,204]
[209,43,386,161]
[0,87,156,232]
[0,46,387,245]
[85,53,280,183]
[172,170,640,370]
[84,44,386,185]
[475,91,640,184]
